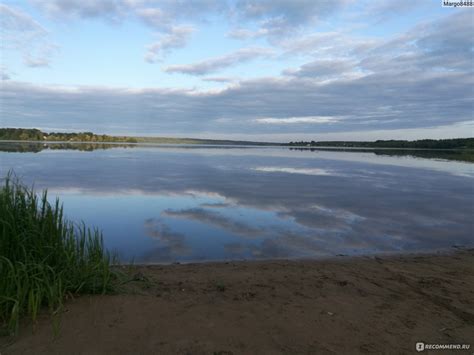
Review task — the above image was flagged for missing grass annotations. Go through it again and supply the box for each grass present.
[0,173,116,335]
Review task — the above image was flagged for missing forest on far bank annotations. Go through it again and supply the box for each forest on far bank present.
[0,128,138,143]
[287,138,474,149]
[1,128,473,149]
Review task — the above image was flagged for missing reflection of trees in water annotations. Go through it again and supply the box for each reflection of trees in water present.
[288,147,474,163]
[0,143,44,153]
[1,142,473,163]
[0,142,136,153]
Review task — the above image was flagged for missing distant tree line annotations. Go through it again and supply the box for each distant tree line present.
[0,128,138,143]
[0,128,274,145]
[0,128,44,141]
[287,138,474,149]
[2,128,472,149]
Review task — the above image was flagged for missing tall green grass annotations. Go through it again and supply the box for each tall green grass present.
[0,174,116,335]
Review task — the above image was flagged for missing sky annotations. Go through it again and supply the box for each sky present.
[0,0,473,142]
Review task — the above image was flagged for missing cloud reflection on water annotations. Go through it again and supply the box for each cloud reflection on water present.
[0,145,473,262]
[163,208,264,238]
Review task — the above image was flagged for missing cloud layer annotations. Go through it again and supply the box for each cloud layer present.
[1,2,473,139]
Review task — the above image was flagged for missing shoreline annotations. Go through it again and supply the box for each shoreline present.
[2,139,474,151]
[2,249,473,354]
[114,246,473,266]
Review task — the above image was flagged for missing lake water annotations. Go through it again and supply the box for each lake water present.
[1,142,473,263]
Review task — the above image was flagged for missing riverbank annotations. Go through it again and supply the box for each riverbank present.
[2,250,473,354]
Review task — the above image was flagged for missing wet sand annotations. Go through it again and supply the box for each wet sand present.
[2,250,474,354]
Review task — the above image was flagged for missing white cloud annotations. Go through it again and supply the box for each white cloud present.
[255,116,340,124]
[135,7,167,29]
[30,0,127,21]
[279,31,378,59]
[227,28,269,40]
[283,59,355,78]
[202,77,237,83]
[231,0,351,39]
[0,4,56,67]
[145,25,195,62]
[354,0,432,24]
[164,47,274,75]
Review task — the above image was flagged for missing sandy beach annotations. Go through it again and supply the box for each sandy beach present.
[2,250,473,354]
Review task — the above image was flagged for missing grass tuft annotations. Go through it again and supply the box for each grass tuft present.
[0,173,116,335]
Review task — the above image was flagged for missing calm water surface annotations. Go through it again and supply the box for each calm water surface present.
[2,143,473,263]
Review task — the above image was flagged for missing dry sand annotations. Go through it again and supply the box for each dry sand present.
[1,250,474,354]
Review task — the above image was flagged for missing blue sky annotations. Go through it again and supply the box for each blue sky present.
[1,0,473,141]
